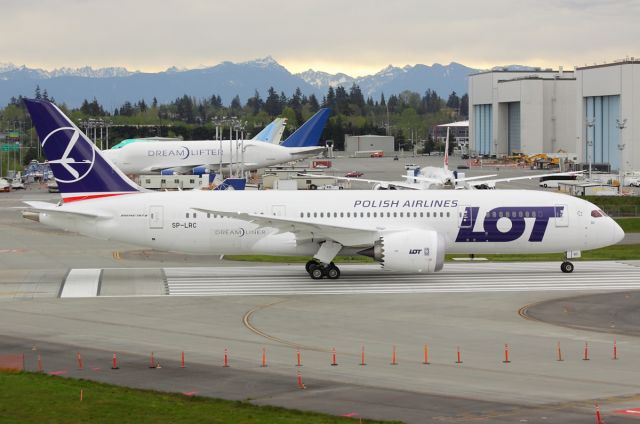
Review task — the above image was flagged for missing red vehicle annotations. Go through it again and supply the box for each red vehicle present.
[312,160,332,169]
[370,151,384,158]
[345,171,364,178]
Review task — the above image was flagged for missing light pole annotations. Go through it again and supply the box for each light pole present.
[617,118,627,192]
[586,118,595,181]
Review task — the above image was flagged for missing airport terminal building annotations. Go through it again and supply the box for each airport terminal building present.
[469,59,640,173]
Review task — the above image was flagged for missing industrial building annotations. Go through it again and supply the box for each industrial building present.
[344,135,395,157]
[469,59,640,174]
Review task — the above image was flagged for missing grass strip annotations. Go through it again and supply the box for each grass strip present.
[226,244,640,263]
[0,371,396,424]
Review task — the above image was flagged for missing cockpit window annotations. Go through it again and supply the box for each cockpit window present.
[591,210,604,218]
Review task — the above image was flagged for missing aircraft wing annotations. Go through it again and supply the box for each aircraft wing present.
[23,201,112,219]
[191,207,378,247]
[455,174,499,182]
[287,146,327,156]
[466,170,585,187]
[299,173,423,190]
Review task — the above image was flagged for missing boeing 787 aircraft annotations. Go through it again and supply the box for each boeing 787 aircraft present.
[23,99,624,279]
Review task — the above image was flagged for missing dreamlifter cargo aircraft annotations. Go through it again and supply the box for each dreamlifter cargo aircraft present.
[101,110,328,175]
[23,99,624,280]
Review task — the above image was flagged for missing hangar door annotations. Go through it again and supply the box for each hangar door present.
[507,102,521,154]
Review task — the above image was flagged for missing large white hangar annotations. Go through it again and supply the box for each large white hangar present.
[468,68,577,157]
[575,60,640,174]
[469,59,640,174]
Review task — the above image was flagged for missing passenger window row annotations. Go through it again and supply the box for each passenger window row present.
[299,211,450,219]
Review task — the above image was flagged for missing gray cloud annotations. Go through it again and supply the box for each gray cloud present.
[1,0,637,75]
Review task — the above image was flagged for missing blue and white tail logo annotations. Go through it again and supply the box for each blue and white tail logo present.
[24,99,142,202]
[43,127,95,183]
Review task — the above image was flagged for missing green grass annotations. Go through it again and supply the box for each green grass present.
[0,372,396,424]
[583,195,640,208]
[448,244,640,262]
[615,217,640,233]
[226,244,640,264]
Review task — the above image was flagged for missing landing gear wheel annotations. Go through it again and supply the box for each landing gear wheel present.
[561,261,574,273]
[305,260,319,274]
[309,265,325,280]
[325,263,340,280]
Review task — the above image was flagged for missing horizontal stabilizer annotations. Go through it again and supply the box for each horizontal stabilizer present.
[23,201,111,219]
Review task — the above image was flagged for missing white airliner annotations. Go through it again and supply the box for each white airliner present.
[23,99,624,279]
[101,110,329,176]
[314,132,582,190]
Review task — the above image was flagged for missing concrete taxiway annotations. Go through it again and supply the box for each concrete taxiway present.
[2,185,640,423]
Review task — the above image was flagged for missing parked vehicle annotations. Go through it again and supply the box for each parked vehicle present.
[539,175,578,188]
[11,179,25,190]
[345,171,364,177]
[0,178,10,192]
[627,177,640,187]
[47,180,59,193]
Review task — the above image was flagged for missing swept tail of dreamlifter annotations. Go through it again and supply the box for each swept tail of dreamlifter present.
[280,108,330,148]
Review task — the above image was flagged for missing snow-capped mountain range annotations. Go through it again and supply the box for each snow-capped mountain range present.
[0,56,481,108]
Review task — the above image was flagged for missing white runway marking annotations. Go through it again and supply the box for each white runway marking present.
[164,261,640,296]
[60,269,101,298]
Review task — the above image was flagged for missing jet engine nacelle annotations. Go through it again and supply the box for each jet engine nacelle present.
[375,230,445,273]
[192,166,210,176]
[160,169,176,176]
[373,183,396,190]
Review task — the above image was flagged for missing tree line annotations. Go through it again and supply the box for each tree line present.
[1,84,468,162]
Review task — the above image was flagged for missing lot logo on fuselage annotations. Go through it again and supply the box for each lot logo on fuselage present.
[456,206,564,243]
[42,127,95,183]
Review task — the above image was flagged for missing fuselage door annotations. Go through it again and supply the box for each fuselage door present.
[271,205,286,217]
[149,205,164,229]
[458,204,473,229]
[554,204,569,227]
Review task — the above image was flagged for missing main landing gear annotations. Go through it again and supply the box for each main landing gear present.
[305,260,341,280]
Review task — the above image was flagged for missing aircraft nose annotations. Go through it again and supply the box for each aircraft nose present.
[611,220,625,244]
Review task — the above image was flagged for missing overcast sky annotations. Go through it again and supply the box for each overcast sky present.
[3,0,639,76]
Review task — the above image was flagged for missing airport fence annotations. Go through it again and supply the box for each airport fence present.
[602,206,640,217]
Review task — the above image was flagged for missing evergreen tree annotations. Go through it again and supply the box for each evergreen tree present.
[335,86,349,115]
[308,94,320,112]
[446,91,460,109]
[230,95,241,112]
[349,84,365,109]
[246,90,263,114]
[324,86,336,110]
[460,94,469,117]
[264,87,281,116]
[35,85,41,100]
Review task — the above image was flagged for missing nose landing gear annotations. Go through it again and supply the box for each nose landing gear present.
[305,260,341,280]
[560,261,574,273]
[561,250,580,273]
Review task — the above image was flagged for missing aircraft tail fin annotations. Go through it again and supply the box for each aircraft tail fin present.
[24,99,143,203]
[280,108,330,148]
[213,178,246,191]
[252,117,287,144]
